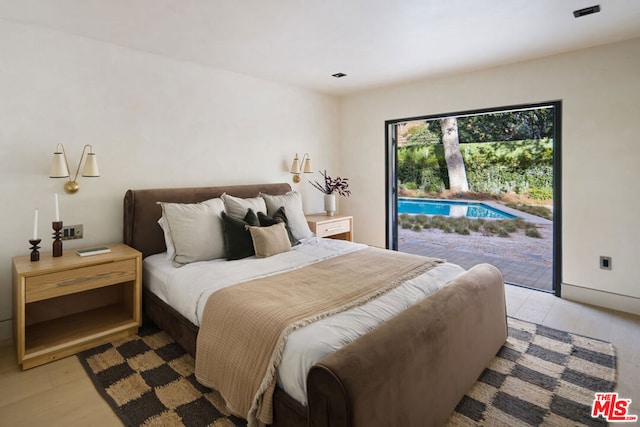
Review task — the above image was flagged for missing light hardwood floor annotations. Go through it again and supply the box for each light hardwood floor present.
[1,284,639,426]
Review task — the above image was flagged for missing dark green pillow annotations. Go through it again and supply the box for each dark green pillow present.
[258,206,299,246]
[221,209,259,260]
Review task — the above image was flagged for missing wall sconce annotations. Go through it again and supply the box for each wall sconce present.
[289,153,313,183]
[50,144,100,194]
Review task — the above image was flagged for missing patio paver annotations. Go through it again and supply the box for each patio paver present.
[398,226,554,292]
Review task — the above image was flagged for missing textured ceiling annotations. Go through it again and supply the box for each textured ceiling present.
[1,0,639,95]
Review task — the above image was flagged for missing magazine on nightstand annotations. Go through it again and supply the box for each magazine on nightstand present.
[77,247,112,257]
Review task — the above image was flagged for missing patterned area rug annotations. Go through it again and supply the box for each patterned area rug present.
[447,317,616,427]
[78,317,616,427]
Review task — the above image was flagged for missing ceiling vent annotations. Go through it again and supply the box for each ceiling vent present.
[573,5,601,18]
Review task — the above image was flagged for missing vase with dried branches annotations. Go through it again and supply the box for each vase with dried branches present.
[310,170,350,216]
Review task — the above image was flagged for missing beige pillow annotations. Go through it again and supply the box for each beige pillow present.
[158,198,226,266]
[248,222,292,258]
[260,191,313,241]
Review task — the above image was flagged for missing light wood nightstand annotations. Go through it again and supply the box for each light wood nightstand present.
[306,214,353,241]
[12,243,142,370]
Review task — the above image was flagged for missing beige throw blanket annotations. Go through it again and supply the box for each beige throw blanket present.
[195,247,442,426]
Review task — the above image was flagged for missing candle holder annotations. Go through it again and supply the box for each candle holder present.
[29,239,41,262]
[52,221,63,257]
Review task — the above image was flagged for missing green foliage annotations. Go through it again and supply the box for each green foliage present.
[483,221,499,234]
[398,137,553,200]
[397,144,448,191]
[420,167,447,192]
[431,215,447,229]
[398,214,541,239]
[497,228,510,237]
[414,214,429,225]
[506,203,552,220]
[502,221,518,233]
[468,221,481,232]
[398,107,555,200]
[463,139,553,197]
[528,186,553,200]
[453,218,471,235]
[525,228,542,238]
[513,217,527,229]
[399,213,413,229]
[404,124,440,145]
[401,109,554,145]
[404,182,418,190]
[457,109,554,143]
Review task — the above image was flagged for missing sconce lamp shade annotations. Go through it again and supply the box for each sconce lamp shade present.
[82,152,100,177]
[302,156,312,173]
[49,144,100,194]
[289,152,312,183]
[289,154,300,174]
[50,151,70,178]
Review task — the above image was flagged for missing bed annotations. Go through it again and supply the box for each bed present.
[123,182,507,427]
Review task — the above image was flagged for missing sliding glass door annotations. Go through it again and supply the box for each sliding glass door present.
[385,101,562,294]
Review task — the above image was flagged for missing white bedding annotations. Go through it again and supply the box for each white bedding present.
[143,237,465,405]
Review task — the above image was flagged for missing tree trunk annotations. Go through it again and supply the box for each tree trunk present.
[440,117,469,192]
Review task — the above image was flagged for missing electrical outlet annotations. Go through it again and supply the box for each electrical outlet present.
[599,256,612,270]
[61,224,83,240]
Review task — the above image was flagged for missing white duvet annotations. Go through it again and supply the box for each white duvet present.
[143,237,465,405]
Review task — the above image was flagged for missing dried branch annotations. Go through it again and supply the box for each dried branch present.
[309,170,351,197]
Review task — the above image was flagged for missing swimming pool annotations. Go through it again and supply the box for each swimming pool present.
[398,198,516,219]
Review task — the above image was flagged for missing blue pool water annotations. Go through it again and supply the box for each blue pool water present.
[398,198,516,219]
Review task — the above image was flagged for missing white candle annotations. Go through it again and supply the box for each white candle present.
[33,209,38,240]
[54,193,60,222]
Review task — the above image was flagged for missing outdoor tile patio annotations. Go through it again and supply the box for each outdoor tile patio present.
[398,208,554,292]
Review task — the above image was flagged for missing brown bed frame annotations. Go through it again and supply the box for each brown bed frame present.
[123,182,507,427]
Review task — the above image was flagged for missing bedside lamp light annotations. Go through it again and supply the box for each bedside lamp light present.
[289,153,312,183]
[50,143,100,194]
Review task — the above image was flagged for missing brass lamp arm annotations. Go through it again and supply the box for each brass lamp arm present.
[55,143,72,183]
[290,152,313,183]
[72,144,94,182]
[50,143,99,194]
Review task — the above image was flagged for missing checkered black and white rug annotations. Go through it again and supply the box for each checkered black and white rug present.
[448,317,616,426]
[78,317,616,427]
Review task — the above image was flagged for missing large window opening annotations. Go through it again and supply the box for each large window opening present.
[385,101,562,294]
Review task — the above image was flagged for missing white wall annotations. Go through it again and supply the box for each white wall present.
[0,19,339,339]
[2,19,638,341]
[339,38,640,313]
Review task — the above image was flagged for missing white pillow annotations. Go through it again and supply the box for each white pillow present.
[221,193,267,218]
[260,191,313,241]
[158,198,226,266]
[157,215,176,261]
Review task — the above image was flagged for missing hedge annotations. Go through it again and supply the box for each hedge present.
[398,139,553,199]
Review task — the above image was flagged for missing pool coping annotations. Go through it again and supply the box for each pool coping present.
[398,197,552,225]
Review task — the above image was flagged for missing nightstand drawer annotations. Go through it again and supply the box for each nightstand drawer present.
[25,259,136,303]
[315,219,351,238]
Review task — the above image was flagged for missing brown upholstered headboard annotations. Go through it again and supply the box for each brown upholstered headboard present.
[123,183,292,258]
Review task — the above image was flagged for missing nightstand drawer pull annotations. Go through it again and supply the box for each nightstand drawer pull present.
[324,226,345,232]
[58,273,113,287]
